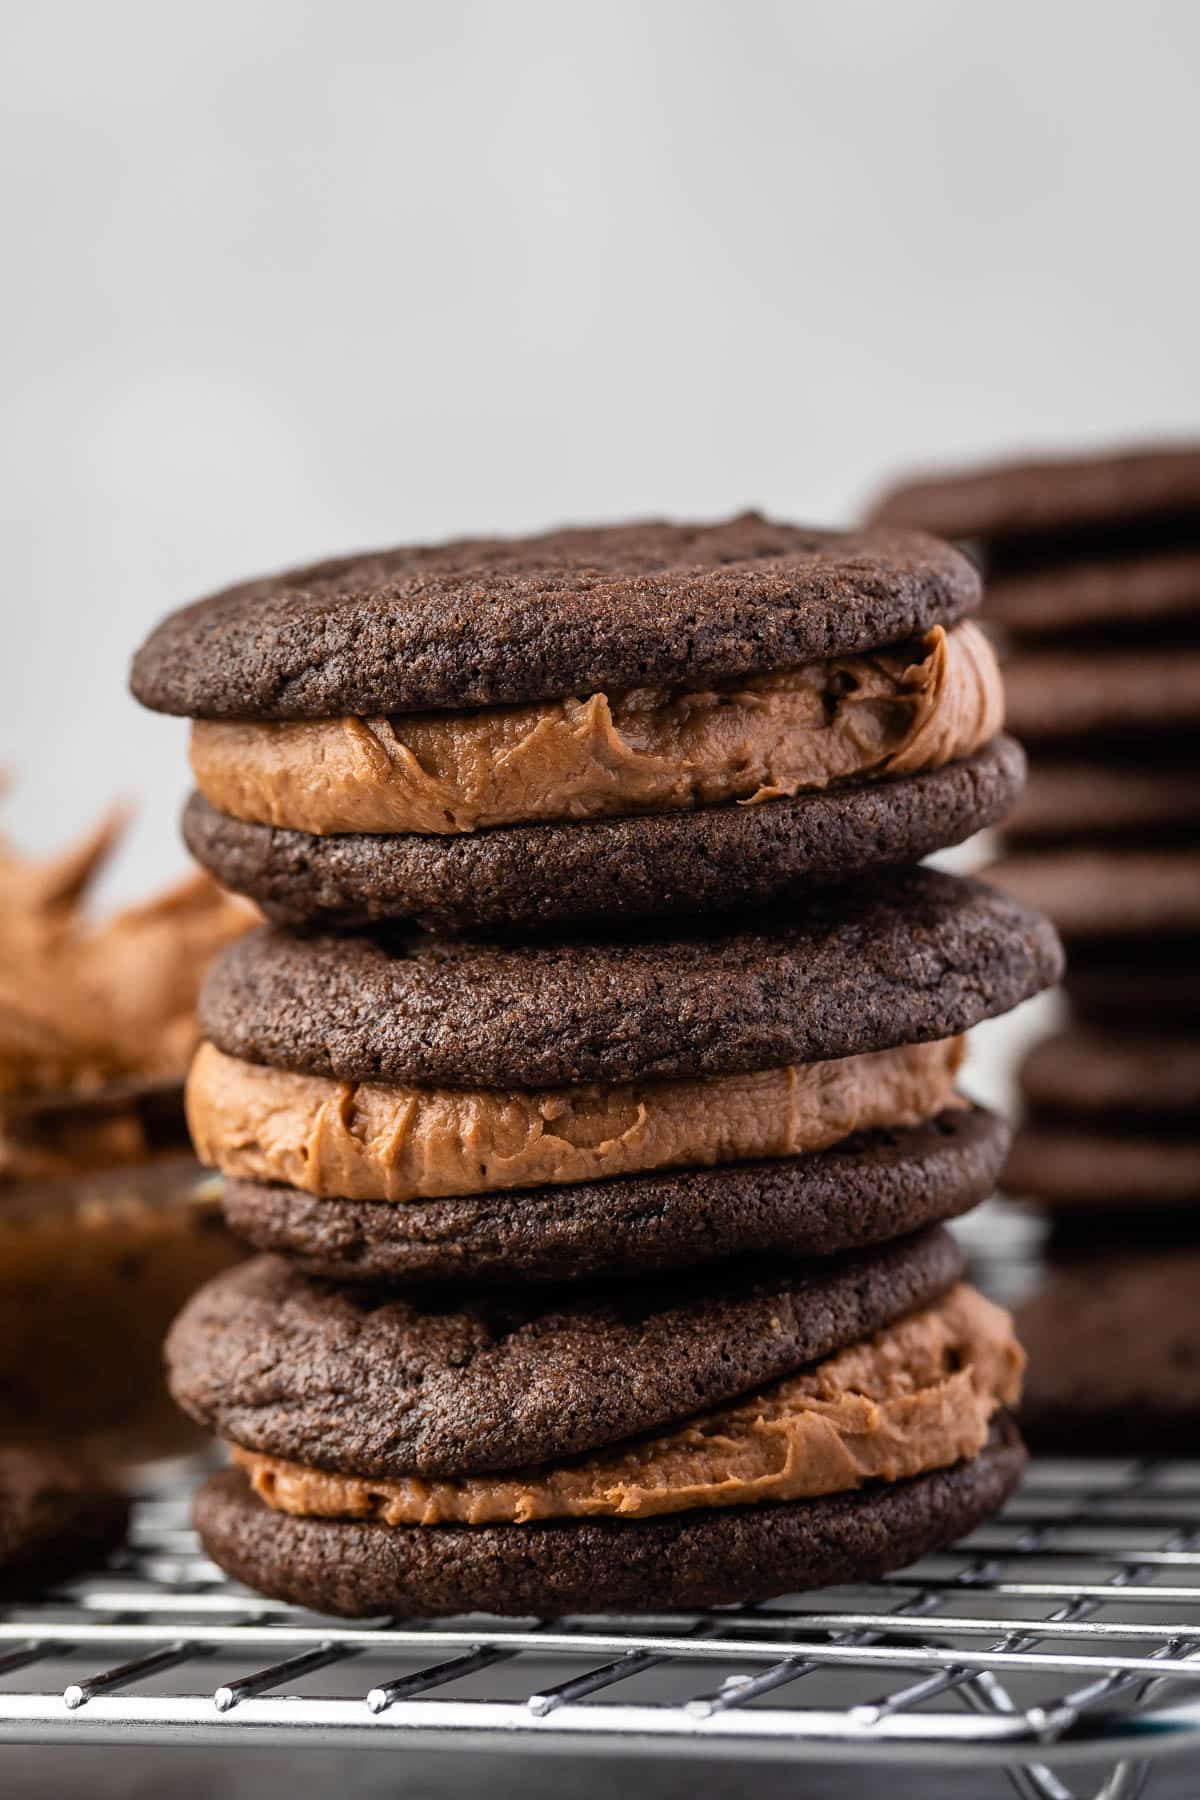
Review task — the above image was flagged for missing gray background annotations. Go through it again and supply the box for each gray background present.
[2,0,1197,900]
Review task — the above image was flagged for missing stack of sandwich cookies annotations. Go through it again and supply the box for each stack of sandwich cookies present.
[169,1232,1025,1615]
[168,873,1054,1614]
[873,446,1200,1454]
[1010,1026,1200,1451]
[1017,1251,1200,1458]
[874,445,1200,1221]
[1005,1029,1200,1219]
[131,514,1020,931]
[132,514,1061,1616]
[871,444,1200,1030]
[193,870,1058,1286]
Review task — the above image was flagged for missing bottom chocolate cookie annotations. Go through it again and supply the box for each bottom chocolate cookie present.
[195,1417,1025,1617]
[220,1106,1010,1286]
[183,738,1024,933]
[0,1447,129,1596]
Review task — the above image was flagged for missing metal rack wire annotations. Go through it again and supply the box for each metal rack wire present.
[2,1212,1198,1798]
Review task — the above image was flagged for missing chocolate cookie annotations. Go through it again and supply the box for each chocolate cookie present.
[194,1417,1025,1617]
[0,1447,129,1596]
[869,443,1200,564]
[183,737,1025,933]
[986,548,1200,639]
[1004,1127,1200,1213]
[134,514,1009,930]
[988,848,1200,941]
[1004,757,1200,846]
[220,1106,1008,1286]
[1004,1026,1200,1215]
[1018,1256,1200,1456]
[198,867,1063,1088]
[1020,1028,1200,1120]
[1004,645,1200,743]
[166,1226,963,1479]
[1067,950,1200,1030]
[131,516,979,719]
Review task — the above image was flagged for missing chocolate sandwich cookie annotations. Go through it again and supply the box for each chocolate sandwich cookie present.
[171,1232,1027,1615]
[1017,1253,1200,1456]
[197,1422,1024,1618]
[191,869,1060,1283]
[1004,1133,1200,1217]
[869,443,1200,572]
[131,515,1021,930]
[0,1446,128,1596]
[1021,1027,1200,1120]
[223,1110,1008,1287]
[1003,1028,1200,1216]
[168,1229,965,1474]
[181,743,1022,934]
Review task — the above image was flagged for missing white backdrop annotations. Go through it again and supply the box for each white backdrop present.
[2,0,1197,901]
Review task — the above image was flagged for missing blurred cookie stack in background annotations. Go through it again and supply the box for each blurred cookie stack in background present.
[0,803,250,1469]
[872,445,1200,1452]
[130,516,1062,1617]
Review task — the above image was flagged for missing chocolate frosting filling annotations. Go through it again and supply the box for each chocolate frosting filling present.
[189,622,1003,835]
[233,1284,1023,1525]
[186,1037,965,1204]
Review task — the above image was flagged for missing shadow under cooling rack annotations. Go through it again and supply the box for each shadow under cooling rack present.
[1,1458,1200,1800]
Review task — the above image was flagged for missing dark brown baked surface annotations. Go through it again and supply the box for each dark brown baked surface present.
[1018,1257,1200,1455]
[220,1106,1008,1286]
[1020,1029,1200,1119]
[869,443,1200,548]
[1004,1125,1200,1212]
[166,1227,963,1479]
[193,1418,1025,1617]
[131,514,979,719]
[198,864,1063,1087]
[182,737,1024,933]
[987,547,1200,638]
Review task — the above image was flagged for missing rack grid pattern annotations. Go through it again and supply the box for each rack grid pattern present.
[3,1462,1200,1796]
[2,1207,1198,1798]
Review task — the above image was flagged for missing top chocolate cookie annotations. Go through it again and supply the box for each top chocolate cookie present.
[868,443,1200,549]
[130,514,978,718]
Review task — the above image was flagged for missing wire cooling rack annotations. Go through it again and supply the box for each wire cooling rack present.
[2,1213,1198,1797]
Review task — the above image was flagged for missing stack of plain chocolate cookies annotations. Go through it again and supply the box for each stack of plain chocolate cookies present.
[873,446,1200,1451]
[132,514,1061,1616]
